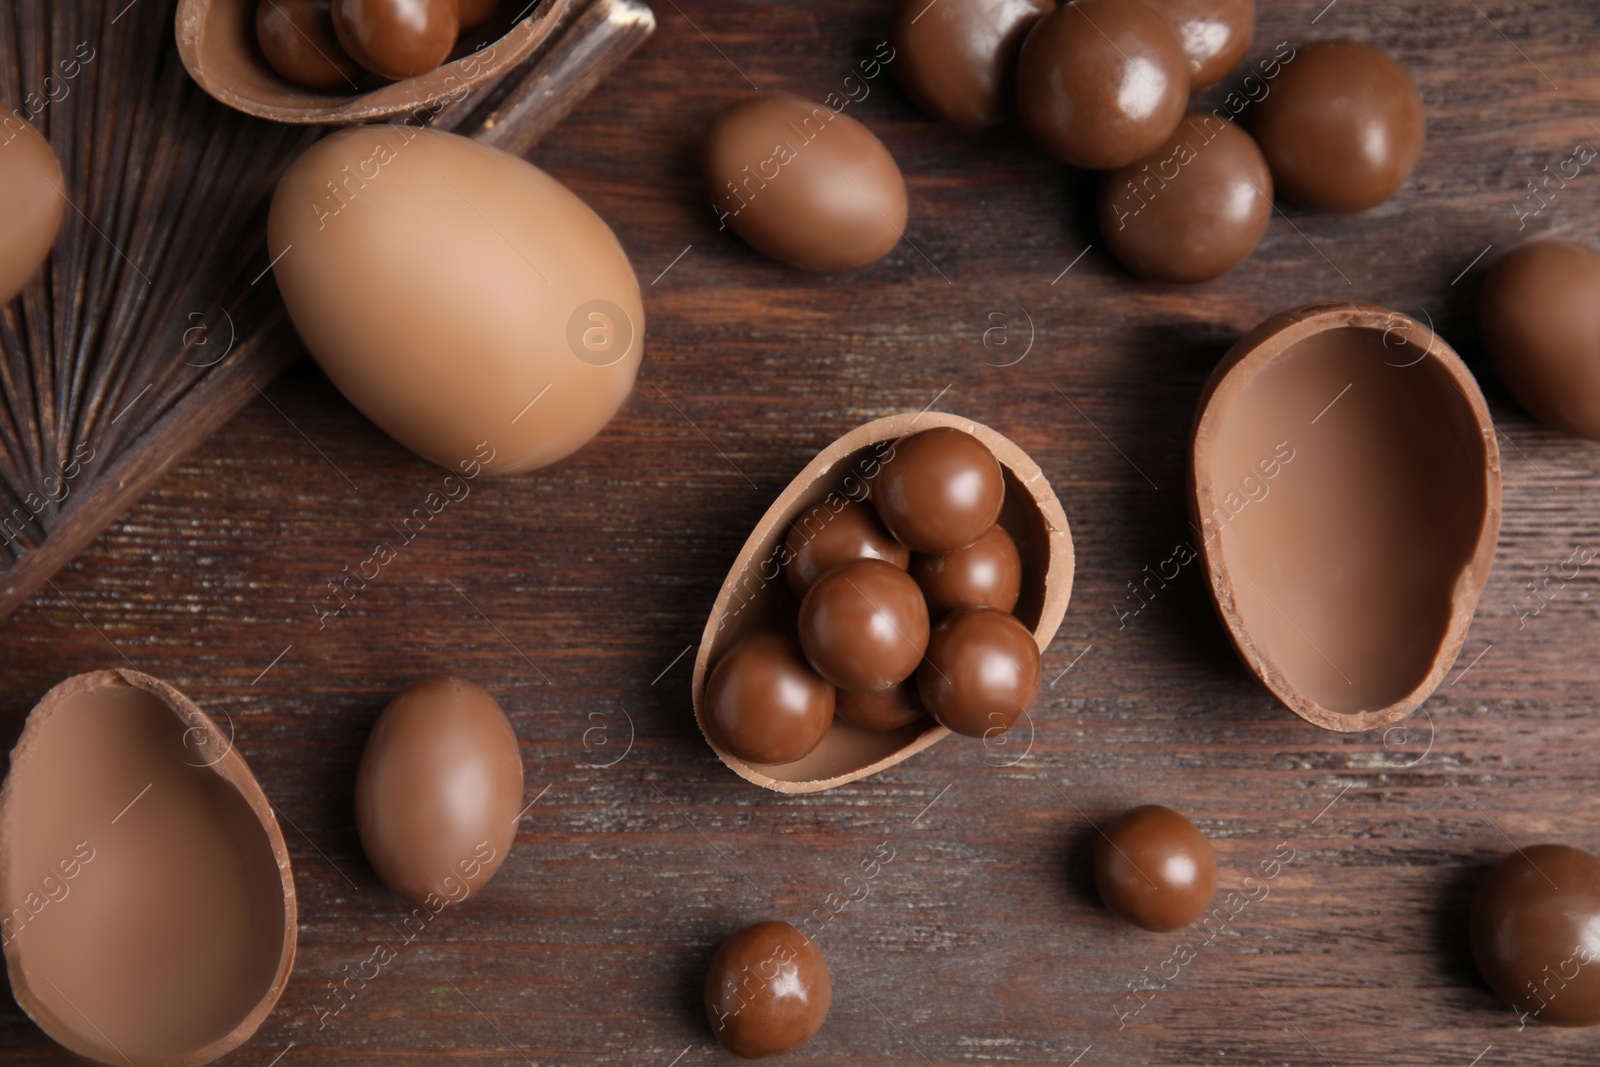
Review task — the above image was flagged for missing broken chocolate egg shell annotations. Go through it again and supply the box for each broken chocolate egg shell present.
[1190,303,1501,732]
[0,669,296,1066]
[692,412,1073,792]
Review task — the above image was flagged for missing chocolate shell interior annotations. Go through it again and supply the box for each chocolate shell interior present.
[1191,303,1501,732]
[693,412,1074,792]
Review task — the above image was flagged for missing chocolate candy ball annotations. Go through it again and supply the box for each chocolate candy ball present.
[459,0,499,30]
[706,921,832,1058]
[1016,0,1190,170]
[257,0,364,90]
[911,523,1021,616]
[1250,40,1424,212]
[799,559,930,692]
[704,635,835,765]
[786,500,910,597]
[918,607,1039,737]
[0,119,65,306]
[1470,843,1600,1027]
[836,680,926,732]
[332,0,459,80]
[1094,804,1217,932]
[873,427,1005,554]
[1098,113,1272,283]
[1139,0,1254,88]
[890,0,1052,127]
[1480,240,1600,440]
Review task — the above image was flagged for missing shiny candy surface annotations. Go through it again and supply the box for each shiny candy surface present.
[705,921,832,1058]
[1094,804,1217,932]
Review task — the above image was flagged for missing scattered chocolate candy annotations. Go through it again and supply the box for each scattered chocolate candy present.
[704,92,908,272]
[799,558,930,692]
[786,499,910,597]
[0,118,66,305]
[704,634,836,764]
[256,0,364,90]
[1098,113,1272,283]
[889,0,1052,127]
[1479,239,1600,440]
[1250,40,1424,212]
[459,0,501,31]
[706,921,832,1058]
[355,676,523,905]
[874,426,1006,554]
[1015,0,1190,170]
[1470,843,1600,1027]
[918,606,1039,736]
[911,522,1021,615]
[1094,804,1217,932]
[835,679,926,732]
[1139,0,1254,89]
[332,0,459,80]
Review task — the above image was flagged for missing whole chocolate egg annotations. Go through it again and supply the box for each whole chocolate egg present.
[785,500,910,597]
[1094,804,1217,932]
[0,119,66,304]
[704,634,836,765]
[257,0,364,90]
[332,0,458,79]
[889,0,1052,127]
[706,921,832,1058]
[269,126,643,474]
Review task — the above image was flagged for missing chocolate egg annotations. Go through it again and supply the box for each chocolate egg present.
[1470,844,1600,1028]
[889,0,1052,127]
[257,0,364,90]
[799,558,930,692]
[1191,304,1500,731]
[1016,0,1190,170]
[836,679,927,733]
[704,92,907,272]
[874,426,1005,553]
[1139,0,1254,88]
[1099,113,1271,283]
[0,670,296,1065]
[785,499,910,597]
[706,921,832,1058]
[269,126,643,475]
[356,676,523,905]
[1480,239,1600,440]
[332,0,458,79]
[704,635,836,765]
[918,606,1040,737]
[459,0,500,31]
[911,522,1022,615]
[0,118,66,305]
[1094,804,1217,932]
[1250,40,1424,212]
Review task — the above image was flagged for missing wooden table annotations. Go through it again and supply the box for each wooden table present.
[4,1,1599,1063]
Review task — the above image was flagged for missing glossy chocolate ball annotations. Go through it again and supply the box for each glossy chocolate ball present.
[1480,240,1600,440]
[890,0,1052,127]
[0,119,65,305]
[706,921,832,1058]
[1016,0,1190,170]
[873,427,1005,554]
[917,607,1039,737]
[332,0,458,80]
[257,0,364,90]
[1094,804,1217,932]
[704,635,835,765]
[1250,40,1424,212]
[1139,0,1254,88]
[911,523,1022,615]
[799,559,930,692]
[1098,113,1272,283]
[836,680,926,732]
[786,500,910,597]
[459,0,499,30]
[1470,843,1600,1027]
[704,92,907,273]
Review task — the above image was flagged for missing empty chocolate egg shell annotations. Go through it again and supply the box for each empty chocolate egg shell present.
[1190,303,1501,731]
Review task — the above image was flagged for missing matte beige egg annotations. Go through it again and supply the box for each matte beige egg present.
[0,119,67,304]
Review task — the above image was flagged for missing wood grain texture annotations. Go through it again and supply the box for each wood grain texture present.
[3,0,1600,1064]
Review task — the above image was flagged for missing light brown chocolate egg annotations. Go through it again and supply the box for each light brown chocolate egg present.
[0,119,66,304]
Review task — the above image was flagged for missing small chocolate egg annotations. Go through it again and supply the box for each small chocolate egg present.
[706,921,832,1058]
[836,679,926,732]
[1094,804,1217,932]
[800,558,930,692]
[0,119,66,305]
[704,92,907,272]
[1479,240,1600,440]
[1098,113,1272,283]
[917,606,1039,736]
[786,500,910,597]
[459,0,500,31]
[911,522,1021,615]
[874,426,1005,554]
[1250,40,1424,212]
[889,0,1052,127]
[1016,0,1190,170]
[704,635,836,765]
[355,676,523,905]
[257,0,364,90]
[1139,0,1254,88]
[332,0,458,80]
